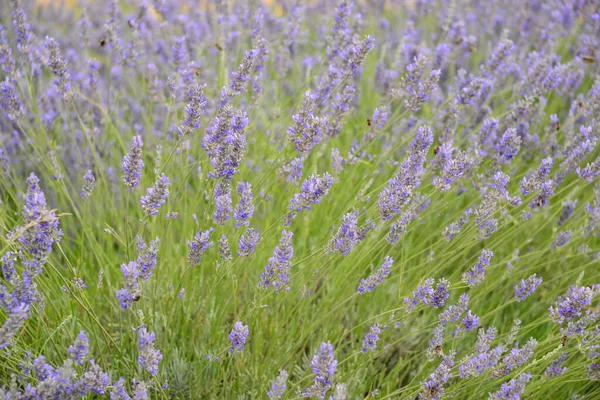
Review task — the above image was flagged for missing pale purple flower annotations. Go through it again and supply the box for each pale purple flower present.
[358,256,393,294]
[461,249,494,288]
[304,342,337,399]
[515,274,543,301]
[234,181,254,227]
[238,228,259,257]
[286,172,335,225]
[404,277,450,311]
[268,369,288,400]
[140,173,170,216]
[259,230,294,292]
[137,326,162,376]
[549,285,596,325]
[68,330,89,365]
[544,353,568,378]
[188,228,214,266]
[123,135,144,189]
[361,323,381,353]
[229,321,249,353]
[489,373,531,399]
[419,352,455,399]
[81,170,96,199]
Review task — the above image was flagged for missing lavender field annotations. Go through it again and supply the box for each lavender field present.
[1,0,600,398]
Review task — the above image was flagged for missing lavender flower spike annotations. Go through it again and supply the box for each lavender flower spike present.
[358,256,393,294]
[81,170,96,199]
[229,321,249,353]
[123,135,144,189]
[549,285,595,325]
[268,370,288,400]
[0,303,29,349]
[461,249,494,288]
[140,173,170,216]
[234,181,254,227]
[188,227,214,266]
[44,36,72,99]
[68,330,89,365]
[515,274,542,301]
[137,325,162,376]
[238,228,260,257]
[305,342,337,399]
[259,230,294,292]
[286,172,335,225]
[489,373,531,399]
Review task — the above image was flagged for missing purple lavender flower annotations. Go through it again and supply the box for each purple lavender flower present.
[443,209,473,241]
[404,277,450,311]
[461,311,481,332]
[219,234,232,261]
[586,363,600,380]
[268,369,288,400]
[116,262,141,309]
[459,345,504,378]
[358,256,393,294]
[229,321,249,353]
[80,170,96,199]
[188,228,214,266]
[227,50,256,100]
[327,210,373,256]
[234,181,254,227]
[427,324,445,360]
[137,325,162,376]
[438,294,470,325]
[432,141,476,192]
[419,352,455,400]
[68,330,89,365]
[286,172,335,225]
[0,303,29,349]
[111,377,132,400]
[544,353,568,378]
[178,83,206,136]
[361,323,381,353]
[213,183,233,225]
[259,230,294,292]
[515,274,543,301]
[140,173,170,216]
[281,157,304,185]
[549,285,596,325]
[123,135,144,189]
[552,230,572,249]
[489,373,531,399]
[238,228,259,257]
[16,173,63,275]
[133,380,149,399]
[521,158,553,196]
[203,106,248,182]
[0,27,15,74]
[0,78,23,121]
[558,200,577,226]
[327,84,355,138]
[378,126,433,220]
[136,236,159,280]
[44,36,72,100]
[461,249,494,288]
[496,338,537,376]
[287,91,324,153]
[78,360,110,395]
[305,342,337,399]
[345,35,374,76]
[496,128,521,164]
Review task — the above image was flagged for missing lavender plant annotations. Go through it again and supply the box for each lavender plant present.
[1,0,600,398]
